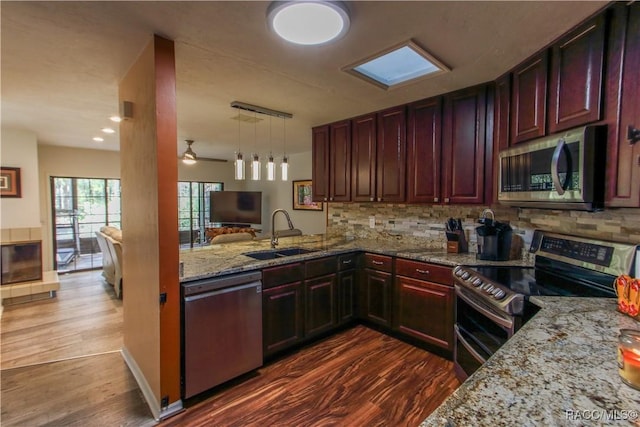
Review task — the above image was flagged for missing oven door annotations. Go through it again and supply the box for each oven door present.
[454,285,515,381]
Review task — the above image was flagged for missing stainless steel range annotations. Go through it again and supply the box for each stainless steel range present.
[453,230,638,381]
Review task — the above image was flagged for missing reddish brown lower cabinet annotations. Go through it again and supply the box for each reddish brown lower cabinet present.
[304,274,337,338]
[262,281,304,357]
[358,254,393,328]
[338,269,356,324]
[394,259,454,351]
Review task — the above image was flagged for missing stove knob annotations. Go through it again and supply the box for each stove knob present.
[484,285,495,293]
[454,267,465,277]
[461,272,471,280]
[493,289,506,300]
[471,277,483,287]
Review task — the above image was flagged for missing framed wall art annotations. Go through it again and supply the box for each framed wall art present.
[293,180,323,211]
[0,167,21,198]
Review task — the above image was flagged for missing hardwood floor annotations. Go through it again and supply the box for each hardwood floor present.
[164,326,460,427]
[1,271,153,427]
[1,272,459,426]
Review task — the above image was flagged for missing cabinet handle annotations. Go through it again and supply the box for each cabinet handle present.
[372,260,384,265]
[342,259,353,264]
[416,268,430,275]
[377,197,382,202]
[444,198,450,203]
[324,197,328,201]
[434,197,439,202]
[330,197,334,201]
[370,197,374,201]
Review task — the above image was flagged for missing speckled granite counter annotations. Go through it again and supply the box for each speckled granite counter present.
[179,234,532,282]
[421,297,640,427]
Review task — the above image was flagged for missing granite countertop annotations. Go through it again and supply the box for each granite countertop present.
[421,297,640,427]
[179,234,532,282]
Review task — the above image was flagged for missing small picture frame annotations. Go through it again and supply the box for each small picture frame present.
[293,180,323,211]
[0,167,21,198]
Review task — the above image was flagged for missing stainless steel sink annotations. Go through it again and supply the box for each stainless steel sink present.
[243,247,317,260]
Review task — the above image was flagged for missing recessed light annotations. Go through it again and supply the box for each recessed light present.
[110,115,122,123]
[267,1,350,45]
[344,40,450,90]
[93,137,104,142]
[102,127,115,134]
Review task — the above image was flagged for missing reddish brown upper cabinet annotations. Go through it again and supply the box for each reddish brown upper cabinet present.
[311,125,330,203]
[442,85,488,205]
[376,106,407,203]
[605,2,640,207]
[351,113,377,202]
[329,120,352,202]
[511,52,548,144]
[407,97,442,203]
[548,15,606,134]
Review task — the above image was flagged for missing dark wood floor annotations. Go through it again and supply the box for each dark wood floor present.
[163,326,460,427]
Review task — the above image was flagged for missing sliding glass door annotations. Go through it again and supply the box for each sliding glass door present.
[178,181,223,248]
[50,177,121,273]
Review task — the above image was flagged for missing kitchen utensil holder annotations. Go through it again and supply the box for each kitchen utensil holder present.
[446,230,468,253]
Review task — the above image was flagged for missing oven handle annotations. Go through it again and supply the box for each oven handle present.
[455,285,514,330]
[551,137,567,195]
[455,324,487,365]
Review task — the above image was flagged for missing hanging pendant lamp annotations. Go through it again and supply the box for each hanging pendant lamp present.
[234,117,245,180]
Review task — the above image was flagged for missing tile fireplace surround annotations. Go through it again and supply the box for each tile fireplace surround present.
[1,227,59,305]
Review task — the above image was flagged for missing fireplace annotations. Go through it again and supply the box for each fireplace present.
[1,241,43,285]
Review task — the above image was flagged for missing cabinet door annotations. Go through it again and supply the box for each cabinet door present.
[351,113,377,202]
[338,269,356,324]
[511,52,548,144]
[376,106,406,203]
[407,97,442,203]
[605,2,640,207]
[394,275,453,351]
[548,15,605,133]
[360,268,393,327]
[329,120,352,202]
[305,274,337,337]
[442,85,487,204]
[312,125,330,202]
[263,281,303,356]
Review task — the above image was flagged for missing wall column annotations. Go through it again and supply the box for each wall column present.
[118,34,181,420]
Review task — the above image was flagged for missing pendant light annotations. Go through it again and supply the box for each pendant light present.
[281,116,289,181]
[266,117,276,181]
[251,112,262,181]
[182,140,197,165]
[234,116,245,180]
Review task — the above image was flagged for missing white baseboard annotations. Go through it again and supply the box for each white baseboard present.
[121,347,183,421]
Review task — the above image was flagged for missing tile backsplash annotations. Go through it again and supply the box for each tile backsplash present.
[327,203,640,258]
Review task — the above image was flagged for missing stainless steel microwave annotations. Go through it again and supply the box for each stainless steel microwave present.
[498,125,606,211]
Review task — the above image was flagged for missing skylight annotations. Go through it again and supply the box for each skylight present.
[344,41,449,90]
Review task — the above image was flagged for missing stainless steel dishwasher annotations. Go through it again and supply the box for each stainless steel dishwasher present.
[182,271,262,398]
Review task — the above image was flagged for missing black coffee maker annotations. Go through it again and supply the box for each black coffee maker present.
[476,209,512,261]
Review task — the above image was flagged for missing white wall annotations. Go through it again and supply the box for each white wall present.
[0,128,41,229]
[244,151,327,235]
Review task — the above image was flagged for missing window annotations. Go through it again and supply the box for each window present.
[178,181,223,248]
[50,177,121,272]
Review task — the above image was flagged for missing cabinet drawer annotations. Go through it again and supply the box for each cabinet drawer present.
[305,256,336,278]
[395,258,452,285]
[364,253,393,272]
[337,253,358,271]
[263,262,303,289]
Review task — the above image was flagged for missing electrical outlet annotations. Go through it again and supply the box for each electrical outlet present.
[369,216,375,228]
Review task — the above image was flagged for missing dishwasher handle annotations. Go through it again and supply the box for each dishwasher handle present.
[183,270,262,296]
[184,281,262,302]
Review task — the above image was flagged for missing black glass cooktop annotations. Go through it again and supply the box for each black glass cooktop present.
[468,260,616,298]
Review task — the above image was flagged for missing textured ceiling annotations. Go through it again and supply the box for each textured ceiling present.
[1,1,607,161]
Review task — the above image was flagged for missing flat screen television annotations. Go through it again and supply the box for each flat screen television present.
[210,191,262,225]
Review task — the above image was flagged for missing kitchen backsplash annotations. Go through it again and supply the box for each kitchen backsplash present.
[327,203,640,258]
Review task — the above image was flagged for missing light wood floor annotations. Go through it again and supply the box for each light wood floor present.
[1,272,459,427]
[1,271,153,427]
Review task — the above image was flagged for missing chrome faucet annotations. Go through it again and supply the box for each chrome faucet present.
[271,209,294,248]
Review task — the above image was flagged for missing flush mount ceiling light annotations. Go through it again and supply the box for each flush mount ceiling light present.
[182,140,197,165]
[267,1,350,45]
[343,40,450,90]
